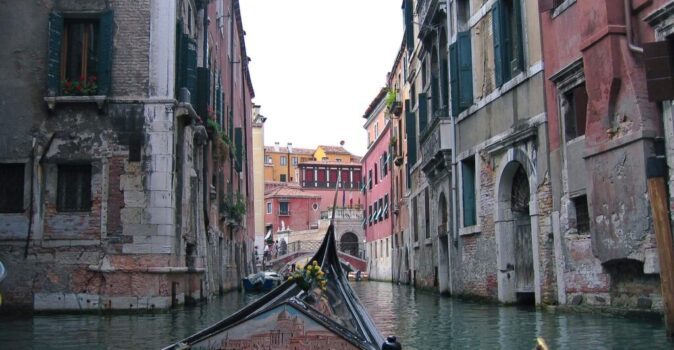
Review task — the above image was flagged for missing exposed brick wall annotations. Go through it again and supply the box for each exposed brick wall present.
[536,174,557,304]
[107,156,125,237]
[108,0,151,97]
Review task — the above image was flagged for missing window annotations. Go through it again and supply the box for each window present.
[292,157,298,166]
[335,158,342,162]
[374,164,378,185]
[374,201,379,222]
[378,198,383,222]
[562,83,588,140]
[57,164,92,212]
[279,174,287,182]
[48,11,113,96]
[266,202,272,214]
[424,188,431,239]
[265,156,273,165]
[493,0,524,86]
[382,152,388,178]
[572,195,590,234]
[369,205,373,226]
[0,164,25,213]
[368,170,373,190]
[374,123,379,139]
[280,156,287,166]
[279,201,289,215]
[457,0,470,28]
[449,31,473,116]
[384,194,389,218]
[461,157,476,227]
[386,238,389,257]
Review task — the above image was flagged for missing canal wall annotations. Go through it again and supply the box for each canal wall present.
[0,0,255,311]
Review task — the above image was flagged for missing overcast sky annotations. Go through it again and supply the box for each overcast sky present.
[239,1,404,157]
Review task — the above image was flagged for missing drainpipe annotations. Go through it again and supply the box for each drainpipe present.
[447,2,458,296]
[624,0,643,54]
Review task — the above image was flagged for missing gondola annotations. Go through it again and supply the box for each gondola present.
[163,182,401,350]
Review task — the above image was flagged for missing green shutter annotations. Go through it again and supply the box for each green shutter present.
[405,99,417,166]
[234,127,243,172]
[97,10,114,95]
[449,42,459,117]
[404,0,414,53]
[47,12,63,96]
[441,56,449,110]
[196,67,210,118]
[462,160,476,227]
[185,36,198,104]
[458,31,473,110]
[418,93,427,133]
[492,0,504,87]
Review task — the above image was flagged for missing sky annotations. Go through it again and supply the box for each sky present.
[239,0,404,157]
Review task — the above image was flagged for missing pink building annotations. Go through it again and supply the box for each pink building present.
[361,88,394,280]
[264,186,321,234]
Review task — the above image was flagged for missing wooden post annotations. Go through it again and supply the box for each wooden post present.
[646,157,674,338]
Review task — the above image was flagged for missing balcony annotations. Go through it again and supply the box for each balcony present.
[301,181,361,190]
[417,0,441,36]
[421,118,453,180]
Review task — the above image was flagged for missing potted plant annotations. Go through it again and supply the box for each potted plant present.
[288,260,327,292]
[61,75,98,96]
[222,192,246,225]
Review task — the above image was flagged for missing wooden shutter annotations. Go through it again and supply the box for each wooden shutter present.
[405,100,417,166]
[47,12,63,96]
[186,36,198,104]
[404,0,414,53]
[234,127,243,172]
[462,159,476,226]
[418,93,427,133]
[449,42,459,116]
[196,67,210,118]
[97,10,114,95]
[492,0,504,87]
[644,41,674,101]
[458,31,474,110]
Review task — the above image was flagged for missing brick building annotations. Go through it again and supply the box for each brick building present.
[539,0,673,310]
[0,0,255,311]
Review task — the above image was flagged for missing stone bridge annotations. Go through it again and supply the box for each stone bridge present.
[267,240,367,272]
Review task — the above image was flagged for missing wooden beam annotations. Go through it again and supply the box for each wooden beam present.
[647,157,674,338]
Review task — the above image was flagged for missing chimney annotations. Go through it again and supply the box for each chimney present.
[274,142,280,152]
[287,142,293,153]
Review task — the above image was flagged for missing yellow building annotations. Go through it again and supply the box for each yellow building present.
[264,143,314,183]
[313,145,360,163]
[252,106,267,256]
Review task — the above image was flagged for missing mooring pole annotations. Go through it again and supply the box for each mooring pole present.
[646,157,674,337]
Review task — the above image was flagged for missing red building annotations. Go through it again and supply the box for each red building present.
[298,161,363,210]
[264,185,321,234]
[539,0,671,309]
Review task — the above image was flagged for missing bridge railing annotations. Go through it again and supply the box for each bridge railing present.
[286,240,366,259]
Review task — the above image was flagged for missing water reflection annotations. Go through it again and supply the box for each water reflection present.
[0,282,672,349]
[351,282,672,350]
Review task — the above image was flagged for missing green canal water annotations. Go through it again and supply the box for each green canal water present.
[0,281,671,349]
